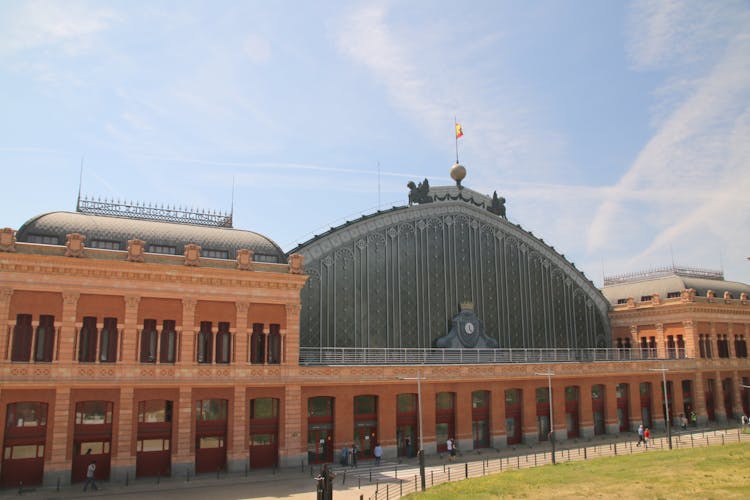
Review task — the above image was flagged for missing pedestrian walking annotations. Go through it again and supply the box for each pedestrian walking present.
[644,427,650,449]
[350,443,358,468]
[83,460,98,491]
[447,437,456,462]
[636,424,644,446]
[373,442,382,466]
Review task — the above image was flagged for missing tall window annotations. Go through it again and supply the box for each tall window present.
[160,320,177,363]
[78,317,98,362]
[99,317,118,363]
[140,319,158,363]
[251,323,265,364]
[11,314,33,362]
[267,324,281,364]
[215,322,231,364]
[33,315,55,362]
[197,321,213,364]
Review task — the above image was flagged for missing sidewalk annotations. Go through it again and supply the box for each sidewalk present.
[2,424,745,500]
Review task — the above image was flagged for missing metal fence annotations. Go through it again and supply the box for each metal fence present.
[299,347,688,365]
[362,429,750,500]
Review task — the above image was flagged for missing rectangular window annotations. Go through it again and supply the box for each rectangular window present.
[90,240,121,250]
[75,401,113,425]
[149,245,176,255]
[254,254,278,263]
[196,399,227,421]
[667,291,680,299]
[616,298,627,304]
[27,234,59,245]
[6,402,48,427]
[250,398,278,419]
[203,249,229,259]
[640,295,652,302]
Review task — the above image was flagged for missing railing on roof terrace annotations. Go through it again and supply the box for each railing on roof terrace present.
[603,265,723,286]
[299,347,689,365]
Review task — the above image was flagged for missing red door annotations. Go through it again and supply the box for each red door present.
[71,440,111,483]
[249,429,278,468]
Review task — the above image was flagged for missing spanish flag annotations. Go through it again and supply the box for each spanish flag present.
[455,122,464,139]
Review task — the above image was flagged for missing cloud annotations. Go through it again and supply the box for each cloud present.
[0,0,118,56]
[589,1,750,278]
[242,33,272,64]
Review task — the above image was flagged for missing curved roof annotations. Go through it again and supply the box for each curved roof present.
[16,211,285,262]
[292,184,611,350]
[602,274,750,305]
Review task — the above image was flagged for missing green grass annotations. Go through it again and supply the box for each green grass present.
[406,443,750,499]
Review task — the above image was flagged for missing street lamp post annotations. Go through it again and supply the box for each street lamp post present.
[398,369,426,491]
[535,371,555,464]
[649,367,672,450]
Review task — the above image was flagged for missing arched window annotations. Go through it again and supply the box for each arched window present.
[33,315,55,362]
[159,320,177,363]
[99,317,118,363]
[215,322,231,364]
[197,321,213,364]
[140,319,158,363]
[78,317,97,363]
[251,323,265,364]
[11,314,33,362]
[267,324,281,364]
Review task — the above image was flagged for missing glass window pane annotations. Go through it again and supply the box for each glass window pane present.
[397,394,415,413]
[436,392,454,410]
[141,439,165,452]
[354,395,376,414]
[11,445,38,459]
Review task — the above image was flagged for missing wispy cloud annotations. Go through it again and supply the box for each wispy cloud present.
[0,0,118,56]
[589,0,750,276]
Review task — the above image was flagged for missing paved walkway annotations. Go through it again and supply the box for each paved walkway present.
[2,425,745,500]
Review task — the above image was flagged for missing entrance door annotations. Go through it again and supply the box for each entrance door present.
[505,389,522,445]
[2,402,48,488]
[72,440,111,483]
[195,434,226,473]
[136,438,170,478]
[249,431,277,468]
[354,425,376,459]
[307,428,333,464]
[396,425,416,458]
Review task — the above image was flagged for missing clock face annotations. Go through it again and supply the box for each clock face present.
[464,322,475,335]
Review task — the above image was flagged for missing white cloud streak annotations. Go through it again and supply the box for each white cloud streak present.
[589,0,750,278]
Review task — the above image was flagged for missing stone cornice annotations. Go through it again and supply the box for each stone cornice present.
[0,252,307,295]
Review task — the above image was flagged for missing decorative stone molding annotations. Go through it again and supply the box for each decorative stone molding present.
[236,249,254,271]
[127,239,145,263]
[626,297,635,309]
[124,295,141,309]
[182,298,197,313]
[651,293,661,305]
[706,290,715,302]
[0,228,16,252]
[0,287,13,303]
[723,291,732,303]
[62,291,80,306]
[236,301,250,315]
[741,292,748,305]
[681,288,696,303]
[184,244,201,267]
[288,253,304,275]
[65,233,86,258]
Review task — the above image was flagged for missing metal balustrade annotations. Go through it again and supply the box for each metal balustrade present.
[299,347,689,366]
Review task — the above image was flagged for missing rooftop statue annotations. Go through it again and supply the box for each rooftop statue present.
[407,178,432,205]
[488,191,506,218]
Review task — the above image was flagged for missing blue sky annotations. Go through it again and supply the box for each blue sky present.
[1,0,749,286]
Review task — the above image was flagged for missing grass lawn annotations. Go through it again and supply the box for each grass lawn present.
[407,443,750,499]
